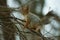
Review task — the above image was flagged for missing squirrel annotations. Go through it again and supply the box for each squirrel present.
[20,4,41,32]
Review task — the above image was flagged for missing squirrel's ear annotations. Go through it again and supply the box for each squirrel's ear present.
[20,5,30,15]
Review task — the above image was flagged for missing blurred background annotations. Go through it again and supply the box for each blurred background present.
[0,0,60,40]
